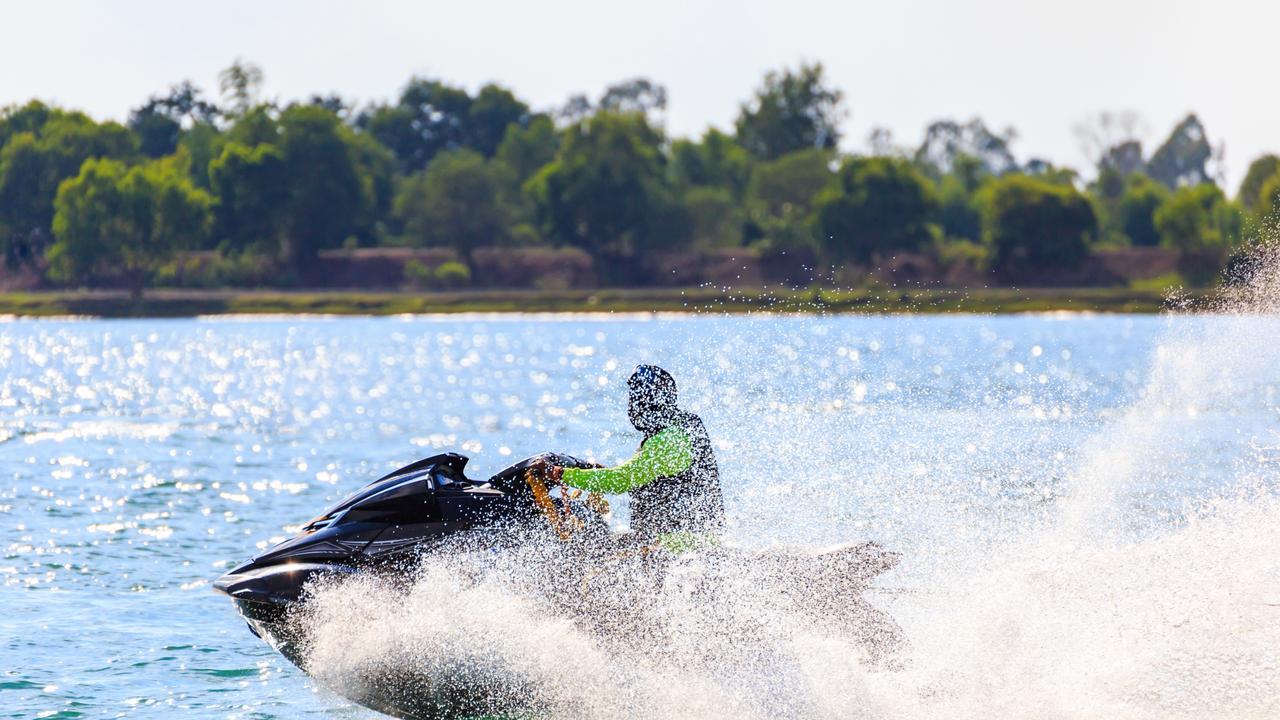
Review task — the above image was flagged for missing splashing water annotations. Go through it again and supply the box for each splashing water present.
[293,249,1280,719]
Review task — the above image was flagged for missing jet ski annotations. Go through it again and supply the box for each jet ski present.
[214,451,903,719]
[213,452,597,655]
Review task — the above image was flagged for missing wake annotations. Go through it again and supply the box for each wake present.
[299,244,1280,719]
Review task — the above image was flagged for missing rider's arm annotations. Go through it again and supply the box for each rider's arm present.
[560,426,693,494]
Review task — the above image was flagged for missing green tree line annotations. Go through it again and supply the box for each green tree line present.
[1,60,1276,293]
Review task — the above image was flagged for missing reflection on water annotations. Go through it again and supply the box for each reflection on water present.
[1,307,1277,717]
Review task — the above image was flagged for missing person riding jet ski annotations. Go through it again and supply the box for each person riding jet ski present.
[538,364,724,551]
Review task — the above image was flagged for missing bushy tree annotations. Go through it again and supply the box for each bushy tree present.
[747,148,835,217]
[1154,184,1239,252]
[348,131,397,246]
[226,105,280,147]
[936,154,987,242]
[361,79,530,173]
[0,111,137,264]
[1258,171,1280,222]
[0,101,55,148]
[467,84,533,157]
[682,186,742,248]
[177,121,225,190]
[209,142,289,254]
[527,111,682,280]
[743,148,836,251]
[814,156,938,264]
[128,81,220,158]
[599,78,668,117]
[735,63,843,161]
[362,78,471,173]
[49,156,212,295]
[981,175,1097,275]
[276,105,378,264]
[1114,175,1169,247]
[671,129,752,201]
[496,115,560,182]
[1238,154,1280,211]
[394,149,527,261]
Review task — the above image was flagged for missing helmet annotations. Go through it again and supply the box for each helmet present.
[627,365,677,432]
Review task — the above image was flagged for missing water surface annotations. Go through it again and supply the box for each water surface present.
[2,312,1277,718]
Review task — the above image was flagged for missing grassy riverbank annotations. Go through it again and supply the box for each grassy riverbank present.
[0,286,1213,318]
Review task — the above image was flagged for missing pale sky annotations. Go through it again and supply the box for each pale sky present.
[3,0,1276,188]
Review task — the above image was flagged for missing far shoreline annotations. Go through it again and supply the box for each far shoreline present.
[0,286,1213,318]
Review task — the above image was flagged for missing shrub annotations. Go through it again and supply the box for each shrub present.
[980,174,1097,276]
[433,261,471,289]
[152,252,276,288]
[403,259,434,287]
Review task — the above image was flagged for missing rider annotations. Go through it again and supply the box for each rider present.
[543,365,724,550]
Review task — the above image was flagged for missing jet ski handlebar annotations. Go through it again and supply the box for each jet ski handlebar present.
[522,459,608,540]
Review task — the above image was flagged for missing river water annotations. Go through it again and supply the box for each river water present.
[3,299,1279,717]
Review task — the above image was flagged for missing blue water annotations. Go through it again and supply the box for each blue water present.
[2,313,1277,718]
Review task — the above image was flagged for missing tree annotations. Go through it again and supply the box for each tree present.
[1023,160,1079,187]
[466,83,531,157]
[1238,154,1280,211]
[866,127,907,157]
[0,113,137,264]
[307,94,352,120]
[219,59,264,118]
[226,105,281,147]
[128,81,220,158]
[915,118,1018,177]
[361,78,530,173]
[937,155,987,242]
[1073,110,1143,175]
[276,105,375,264]
[671,128,753,201]
[1154,184,1238,252]
[747,148,835,217]
[203,104,387,262]
[393,149,526,261]
[557,94,594,124]
[177,121,224,190]
[209,142,289,254]
[600,78,668,118]
[814,156,938,264]
[348,131,397,246]
[682,186,742,248]
[735,63,844,161]
[981,174,1097,275]
[0,100,54,148]
[1147,114,1213,189]
[496,114,560,182]
[527,111,681,280]
[1114,175,1168,247]
[48,156,212,295]
[1258,171,1280,222]
[742,148,836,252]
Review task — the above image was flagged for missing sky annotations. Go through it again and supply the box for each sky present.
[2,0,1276,188]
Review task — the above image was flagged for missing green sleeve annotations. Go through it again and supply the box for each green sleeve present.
[561,426,694,494]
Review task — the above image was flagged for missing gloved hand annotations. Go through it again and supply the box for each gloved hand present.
[526,459,564,484]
